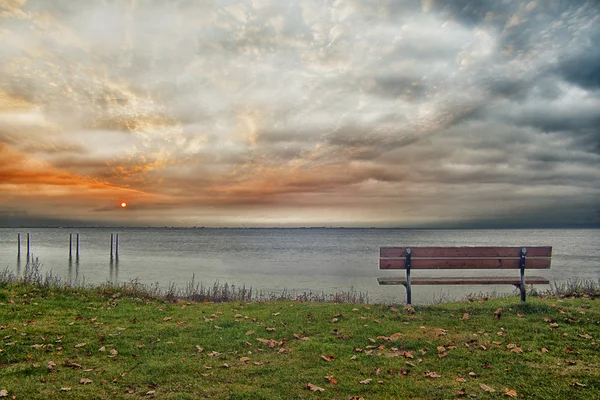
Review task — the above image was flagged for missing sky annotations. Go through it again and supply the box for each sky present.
[1,0,599,228]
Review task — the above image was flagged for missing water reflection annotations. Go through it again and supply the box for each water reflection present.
[109,257,119,284]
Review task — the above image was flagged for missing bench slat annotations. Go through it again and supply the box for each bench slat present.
[380,258,551,270]
[377,276,550,286]
[380,246,552,258]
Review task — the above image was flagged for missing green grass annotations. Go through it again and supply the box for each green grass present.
[0,283,599,399]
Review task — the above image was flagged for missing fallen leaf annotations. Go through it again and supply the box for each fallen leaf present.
[0,390,7,397]
[541,347,549,353]
[253,361,264,365]
[424,371,440,378]
[75,343,86,348]
[504,388,517,397]
[245,330,255,336]
[401,351,414,359]
[517,313,525,318]
[109,349,118,357]
[578,334,592,339]
[321,355,335,362]
[572,382,587,387]
[549,322,559,328]
[266,327,276,332]
[196,346,203,353]
[146,390,156,396]
[60,387,72,392]
[80,378,93,385]
[468,372,479,378]
[494,308,502,319]
[359,378,372,384]
[543,317,552,322]
[325,375,338,384]
[99,346,106,352]
[163,317,172,321]
[480,384,495,392]
[457,388,467,396]
[461,313,470,320]
[305,383,325,392]
[256,338,277,348]
[456,377,467,383]
[221,363,230,368]
[239,357,250,362]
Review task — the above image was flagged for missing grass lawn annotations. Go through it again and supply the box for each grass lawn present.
[0,284,598,399]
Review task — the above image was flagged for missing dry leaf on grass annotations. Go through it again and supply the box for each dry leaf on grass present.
[60,387,71,392]
[578,334,592,339]
[75,343,86,348]
[480,384,495,392]
[359,378,372,384]
[504,388,517,397]
[79,378,93,385]
[321,355,335,362]
[424,371,440,378]
[305,383,325,392]
[456,377,466,383]
[0,390,7,397]
[325,375,338,384]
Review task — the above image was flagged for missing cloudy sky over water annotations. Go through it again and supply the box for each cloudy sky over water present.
[1,0,599,227]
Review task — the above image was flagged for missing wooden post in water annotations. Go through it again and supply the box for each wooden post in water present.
[27,233,30,259]
[17,233,21,258]
[110,234,114,258]
[76,233,80,259]
[69,234,73,259]
[115,233,119,259]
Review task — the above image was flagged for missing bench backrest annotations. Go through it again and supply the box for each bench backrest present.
[379,247,552,270]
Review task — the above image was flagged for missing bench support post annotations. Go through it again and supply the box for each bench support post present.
[405,248,412,305]
[519,247,527,303]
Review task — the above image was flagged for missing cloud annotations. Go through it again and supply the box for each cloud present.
[0,0,599,227]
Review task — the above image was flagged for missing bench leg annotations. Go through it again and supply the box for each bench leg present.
[513,284,526,303]
[403,283,412,306]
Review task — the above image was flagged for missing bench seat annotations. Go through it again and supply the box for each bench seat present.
[377,276,550,286]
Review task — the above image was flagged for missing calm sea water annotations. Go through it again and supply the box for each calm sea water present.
[0,228,598,304]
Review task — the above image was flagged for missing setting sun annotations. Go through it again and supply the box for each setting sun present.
[120,202,127,208]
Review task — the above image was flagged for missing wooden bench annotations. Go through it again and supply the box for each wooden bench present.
[377,246,552,305]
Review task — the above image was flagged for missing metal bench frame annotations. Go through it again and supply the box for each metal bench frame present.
[377,246,552,305]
